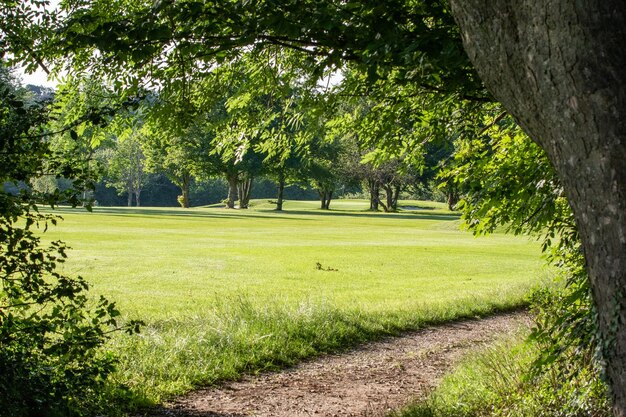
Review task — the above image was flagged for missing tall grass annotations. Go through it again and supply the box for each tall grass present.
[110,294,529,406]
[393,331,610,417]
[40,200,548,409]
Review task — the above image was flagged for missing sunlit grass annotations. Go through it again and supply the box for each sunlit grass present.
[42,199,549,407]
[393,329,610,417]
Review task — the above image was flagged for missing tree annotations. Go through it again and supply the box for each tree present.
[141,112,199,209]
[105,135,148,207]
[188,49,314,210]
[372,159,404,213]
[144,135,194,208]
[265,144,308,211]
[98,103,156,207]
[304,133,356,210]
[326,68,469,211]
[448,3,626,415]
[46,77,118,204]
[257,86,314,212]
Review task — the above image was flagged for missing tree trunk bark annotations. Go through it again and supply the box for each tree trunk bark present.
[449,2,626,415]
[226,173,238,209]
[325,190,332,210]
[318,189,332,209]
[380,184,393,213]
[179,187,190,209]
[238,176,253,209]
[368,179,379,211]
[135,189,141,207]
[446,185,459,211]
[392,185,400,211]
[237,182,244,208]
[127,190,132,207]
[179,172,191,208]
[385,186,393,212]
[276,173,285,211]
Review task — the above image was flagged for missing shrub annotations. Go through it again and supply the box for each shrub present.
[0,63,140,417]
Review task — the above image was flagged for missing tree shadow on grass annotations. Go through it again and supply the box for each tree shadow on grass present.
[51,206,309,222]
[50,206,460,223]
[266,209,461,222]
[398,204,436,211]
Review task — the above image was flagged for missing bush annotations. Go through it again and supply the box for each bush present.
[0,63,140,417]
[0,208,140,416]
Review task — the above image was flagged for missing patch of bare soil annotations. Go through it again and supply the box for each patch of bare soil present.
[147,312,530,417]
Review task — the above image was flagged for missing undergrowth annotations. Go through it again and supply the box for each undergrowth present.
[393,332,609,417]
[393,280,611,417]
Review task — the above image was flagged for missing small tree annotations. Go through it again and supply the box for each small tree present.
[142,130,195,208]
[105,135,148,206]
[305,136,347,210]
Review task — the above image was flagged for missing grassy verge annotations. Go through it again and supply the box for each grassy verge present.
[41,200,548,409]
[110,295,529,407]
[393,330,610,417]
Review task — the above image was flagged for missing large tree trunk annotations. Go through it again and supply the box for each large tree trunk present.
[446,183,459,211]
[238,176,253,209]
[178,172,191,208]
[449,2,626,415]
[318,188,333,210]
[392,184,400,211]
[380,184,394,213]
[135,189,141,207]
[378,184,400,213]
[324,190,332,210]
[179,186,190,209]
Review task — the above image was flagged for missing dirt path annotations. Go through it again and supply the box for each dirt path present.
[149,312,529,417]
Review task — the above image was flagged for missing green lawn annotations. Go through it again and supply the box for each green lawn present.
[43,199,550,407]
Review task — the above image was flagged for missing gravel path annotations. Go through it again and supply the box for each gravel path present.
[148,312,529,417]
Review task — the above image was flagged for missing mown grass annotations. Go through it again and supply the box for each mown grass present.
[42,199,549,408]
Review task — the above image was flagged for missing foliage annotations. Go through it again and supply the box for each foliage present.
[0,64,140,416]
[0,0,56,75]
[449,110,572,239]
[50,0,485,96]
[440,110,606,415]
[140,114,197,208]
[323,68,475,211]
[526,238,604,405]
[20,1,491,212]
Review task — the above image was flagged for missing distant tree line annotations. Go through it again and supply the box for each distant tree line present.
[21,55,456,211]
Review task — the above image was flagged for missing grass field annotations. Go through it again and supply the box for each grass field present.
[42,199,550,408]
